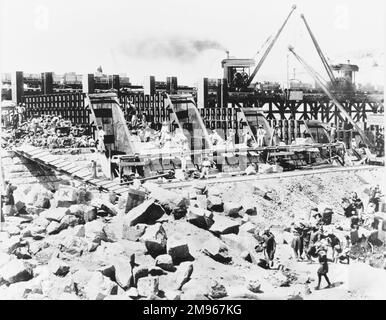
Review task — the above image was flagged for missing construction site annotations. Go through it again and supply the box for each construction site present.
[0,1,385,301]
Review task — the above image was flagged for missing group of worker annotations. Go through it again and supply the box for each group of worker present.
[253,186,384,291]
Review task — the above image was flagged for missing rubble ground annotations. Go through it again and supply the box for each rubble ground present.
[0,167,385,300]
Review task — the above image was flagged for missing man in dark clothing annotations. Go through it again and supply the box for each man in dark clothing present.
[322,208,334,225]
[306,226,324,262]
[291,222,305,261]
[369,185,382,212]
[315,250,332,290]
[261,227,276,268]
[326,232,341,262]
[351,192,364,214]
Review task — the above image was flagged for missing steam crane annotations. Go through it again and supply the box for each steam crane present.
[245,4,297,86]
[288,46,374,149]
[300,14,336,87]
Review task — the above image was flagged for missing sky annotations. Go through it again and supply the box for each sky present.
[0,0,385,87]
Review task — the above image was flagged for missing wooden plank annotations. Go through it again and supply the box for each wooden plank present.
[60,163,78,171]
[56,161,73,169]
[66,166,85,174]
[31,151,51,159]
[73,169,92,178]
[94,180,115,187]
[28,148,48,156]
[48,159,67,165]
[39,155,61,163]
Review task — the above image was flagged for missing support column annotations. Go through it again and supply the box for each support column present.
[11,71,24,104]
[144,76,156,96]
[41,72,53,94]
[82,74,95,94]
[197,78,208,109]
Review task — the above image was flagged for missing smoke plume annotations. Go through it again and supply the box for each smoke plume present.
[117,37,227,62]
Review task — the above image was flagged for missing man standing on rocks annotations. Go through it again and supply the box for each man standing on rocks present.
[261,227,276,268]
[315,250,332,290]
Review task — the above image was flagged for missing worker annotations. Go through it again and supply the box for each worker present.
[337,235,351,264]
[306,226,324,262]
[321,207,334,225]
[200,156,212,179]
[209,129,223,146]
[97,125,106,153]
[242,130,253,147]
[261,227,276,268]
[291,221,305,261]
[350,192,364,215]
[2,180,17,217]
[256,125,266,147]
[309,208,322,226]
[329,123,337,142]
[144,123,152,142]
[271,125,282,146]
[326,231,341,262]
[315,249,332,290]
[369,185,382,212]
[226,128,236,148]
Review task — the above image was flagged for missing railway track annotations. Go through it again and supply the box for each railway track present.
[161,164,384,190]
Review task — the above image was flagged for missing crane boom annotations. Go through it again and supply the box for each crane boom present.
[288,46,374,149]
[246,4,297,86]
[300,14,336,85]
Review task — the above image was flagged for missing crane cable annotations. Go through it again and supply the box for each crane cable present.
[288,46,374,149]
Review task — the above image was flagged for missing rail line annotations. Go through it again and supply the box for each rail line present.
[161,164,384,190]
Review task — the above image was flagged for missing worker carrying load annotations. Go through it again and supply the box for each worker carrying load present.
[200,156,213,179]
[209,129,224,146]
[256,125,266,147]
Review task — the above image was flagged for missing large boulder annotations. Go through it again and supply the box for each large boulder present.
[83,272,118,300]
[121,188,147,213]
[46,221,61,235]
[0,259,33,284]
[175,262,193,290]
[122,223,147,242]
[155,254,174,272]
[124,199,165,226]
[84,220,108,244]
[137,276,159,297]
[60,235,88,257]
[71,267,94,295]
[207,196,224,212]
[201,238,232,264]
[209,280,227,299]
[40,207,70,222]
[55,186,78,207]
[112,257,133,290]
[239,222,256,235]
[186,206,214,230]
[59,215,79,232]
[143,182,189,213]
[209,214,240,235]
[90,198,118,216]
[140,223,167,258]
[132,266,149,287]
[48,257,70,277]
[223,201,243,217]
[167,238,191,263]
[220,233,254,253]
[0,236,23,254]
